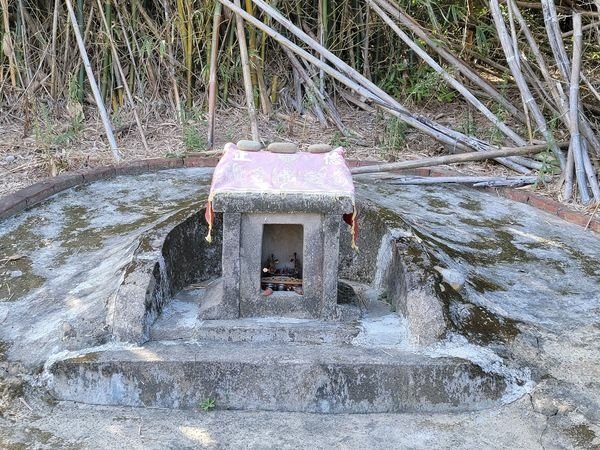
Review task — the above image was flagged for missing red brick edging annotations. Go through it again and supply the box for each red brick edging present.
[0,156,598,234]
[347,161,600,234]
[0,155,219,220]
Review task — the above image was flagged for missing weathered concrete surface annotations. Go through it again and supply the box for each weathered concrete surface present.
[1,168,599,447]
[0,168,214,367]
[0,397,551,450]
[354,174,600,440]
[48,341,505,413]
[152,289,361,344]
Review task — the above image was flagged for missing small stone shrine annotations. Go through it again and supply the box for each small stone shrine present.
[202,141,356,320]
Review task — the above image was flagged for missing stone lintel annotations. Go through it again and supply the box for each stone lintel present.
[212,192,354,214]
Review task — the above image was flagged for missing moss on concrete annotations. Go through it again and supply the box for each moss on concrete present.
[565,424,597,449]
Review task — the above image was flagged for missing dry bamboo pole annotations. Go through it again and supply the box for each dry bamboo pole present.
[362,5,371,79]
[96,0,149,153]
[540,0,600,103]
[374,0,525,123]
[490,0,566,170]
[351,144,551,175]
[207,2,222,150]
[76,0,85,101]
[65,0,120,160]
[368,0,529,148]
[247,0,529,163]
[284,47,346,132]
[563,21,600,38]
[0,0,17,87]
[243,0,259,107]
[378,103,531,173]
[582,140,600,201]
[185,0,193,110]
[49,0,60,97]
[162,2,184,123]
[176,0,193,110]
[222,0,529,173]
[510,0,600,159]
[506,1,533,141]
[294,50,347,130]
[564,142,575,199]
[243,0,271,115]
[569,14,597,202]
[113,1,143,94]
[318,0,327,94]
[387,175,549,187]
[283,47,327,127]
[509,0,564,110]
[100,0,112,102]
[233,0,260,141]
[16,0,32,86]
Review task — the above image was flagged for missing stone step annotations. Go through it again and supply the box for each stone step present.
[150,294,362,344]
[48,341,506,413]
[151,316,361,344]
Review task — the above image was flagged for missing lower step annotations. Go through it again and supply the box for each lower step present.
[48,342,506,413]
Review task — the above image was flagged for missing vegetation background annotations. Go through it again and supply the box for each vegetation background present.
[1,0,600,209]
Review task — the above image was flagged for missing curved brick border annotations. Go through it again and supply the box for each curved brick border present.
[0,155,598,234]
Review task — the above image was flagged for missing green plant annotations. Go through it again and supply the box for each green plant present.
[200,398,216,411]
[33,104,82,150]
[383,116,407,154]
[407,70,456,105]
[488,106,508,145]
[459,110,476,136]
[183,126,206,151]
[535,117,561,187]
[329,131,348,148]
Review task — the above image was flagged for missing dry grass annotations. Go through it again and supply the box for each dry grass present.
[0,98,537,198]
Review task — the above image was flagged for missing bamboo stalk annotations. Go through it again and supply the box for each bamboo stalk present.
[351,144,550,175]
[564,142,575,200]
[506,0,533,142]
[247,0,519,157]
[221,0,529,173]
[162,2,184,123]
[510,0,600,160]
[362,4,371,79]
[490,0,566,170]
[581,140,600,201]
[567,13,590,203]
[77,0,84,101]
[233,0,260,141]
[100,0,113,102]
[283,47,327,127]
[243,0,259,106]
[386,175,549,187]
[49,0,59,97]
[295,54,346,132]
[96,0,149,153]
[186,0,193,110]
[368,0,528,147]
[318,0,327,94]
[244,0,273,117]
[0,0,16,87]
[16,0,32,86]
[374,0,525,123]
[207,2,223,149]
[114,1,143,93]
[65,0,120,160]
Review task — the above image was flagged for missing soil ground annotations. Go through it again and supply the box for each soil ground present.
[0,101,549,195]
